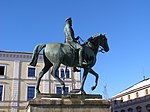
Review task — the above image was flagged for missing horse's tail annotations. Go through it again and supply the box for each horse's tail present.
[29,44,46,66]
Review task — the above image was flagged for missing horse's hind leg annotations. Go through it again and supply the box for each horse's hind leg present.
[36,52,52,94]
[52,63,65,93]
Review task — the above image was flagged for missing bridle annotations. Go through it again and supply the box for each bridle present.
[99,46,105,53]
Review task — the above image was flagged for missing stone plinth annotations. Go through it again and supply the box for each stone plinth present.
[26,94,110,112]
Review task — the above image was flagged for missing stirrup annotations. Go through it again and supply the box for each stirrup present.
[79,62,88,67]
[82,62,88,66]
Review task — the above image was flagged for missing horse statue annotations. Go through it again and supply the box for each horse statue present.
[29,33,109,94]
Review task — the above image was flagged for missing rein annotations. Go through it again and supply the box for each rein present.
[98,46,105,53]
[85,37,105,54]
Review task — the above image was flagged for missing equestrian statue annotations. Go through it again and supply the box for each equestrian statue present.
[29,17,109,94]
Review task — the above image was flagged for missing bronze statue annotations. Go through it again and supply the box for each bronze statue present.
[64,17,86,66]
[29,18,109,95]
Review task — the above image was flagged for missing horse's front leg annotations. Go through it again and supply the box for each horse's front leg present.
[89,68,99,91]
[80,68,89,95]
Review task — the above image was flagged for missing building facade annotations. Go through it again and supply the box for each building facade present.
[111,78,150,112]
[0,50,81,112]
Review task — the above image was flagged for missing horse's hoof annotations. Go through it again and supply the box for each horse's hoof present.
[36,90,41,94]
[62,86,65,91]
[91,86,96,91]
[29,62,36,67]
[81,90,86,95]
[70,89,80,94]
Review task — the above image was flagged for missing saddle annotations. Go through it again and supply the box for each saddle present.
[64,42,87,66]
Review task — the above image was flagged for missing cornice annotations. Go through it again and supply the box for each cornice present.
[0,51,43,62]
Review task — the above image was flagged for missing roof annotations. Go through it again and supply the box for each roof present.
[0,50,42,55]
[112,78,150,98]
[0,50,43,62]
[0,50,33,54]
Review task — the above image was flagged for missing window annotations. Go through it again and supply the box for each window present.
[56,86,69,94]
[55,68,70,79]
[0,85,3,101]
[64,87,69,94]
[61,69,64,78]
[56,87,62,94]
[128,95,130,100]
[136,92,139,98]
[0,65,6,77]
[56,70,59,77]
[27,86,35,101]
[128,108,133,112]
[65,69,70,78]
[121,97,123,103]
[136,106,142,112]
[120,109,125,112]
[146,104,150,112]
[28,67,35,77]
[145,89,149,95]
[114,100,117,105]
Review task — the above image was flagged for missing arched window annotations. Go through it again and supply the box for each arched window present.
[136,92,139,98]
[65,68,70,78]
[128,95,130,100]
[56,70,59,77]
[121,97,123,103]
[114,100,117,105]
[120,109,125,112]
[128,108,133,112]
[61,69,64,78]
[136,106,142,112]
[145,89,149,95]
[146,104,150,112]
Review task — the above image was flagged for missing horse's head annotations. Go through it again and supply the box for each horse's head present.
[98,34,109,52]
[86,34,109,54]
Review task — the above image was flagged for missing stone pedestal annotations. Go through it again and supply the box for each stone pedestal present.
[26,94,110,112]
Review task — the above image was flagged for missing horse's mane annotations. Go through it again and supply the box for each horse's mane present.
[84,34,101,44]
[92,34,101,38]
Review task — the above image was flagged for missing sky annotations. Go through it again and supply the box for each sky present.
[0,0,150,98]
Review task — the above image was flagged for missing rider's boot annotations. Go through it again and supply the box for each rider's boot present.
[79,47,87,67]
[73,67,81,72]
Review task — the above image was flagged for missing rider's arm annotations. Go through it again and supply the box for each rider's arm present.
[75,36,80,40]
[64,25,74,42]
[67,26,75,39]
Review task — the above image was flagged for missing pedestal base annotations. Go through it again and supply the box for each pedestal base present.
[26,94,110,112]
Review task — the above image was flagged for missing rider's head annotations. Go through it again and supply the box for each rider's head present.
[65,17,72,25]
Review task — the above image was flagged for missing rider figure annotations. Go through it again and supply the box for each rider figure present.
[64,17,87,66]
